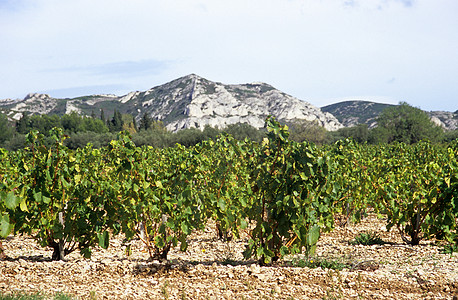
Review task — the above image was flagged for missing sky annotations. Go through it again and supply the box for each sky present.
[0,0,457,112]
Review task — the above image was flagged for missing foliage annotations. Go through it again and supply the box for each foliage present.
[5,129,115,259]
[0,114,14,144]
[349,231,385,246]
[290,256,350,270]
[0,292,76,300]
[15,113,30,135]
[138,113,154,131]
[371,102,444,144]
[15,112,109,137]
[329,124,369,144]
[443,129,458,143]
[287,119,328,144]
[1,119,458,264]
[106,133,208,260]
[223,123,265,143]
[326,139,373,225]
[370,142,456,245]
[109,110,124,132]
[195,135,253,241]
[64,132,116,149]
[243,117,337,264]
[0,148,19,238]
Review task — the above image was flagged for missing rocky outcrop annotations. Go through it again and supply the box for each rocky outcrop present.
[140,74,343,132]
[0,74,344,131]
[11,93,58,116]
[428,111,458,131]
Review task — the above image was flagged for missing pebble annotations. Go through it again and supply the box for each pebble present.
[1,214,457,299]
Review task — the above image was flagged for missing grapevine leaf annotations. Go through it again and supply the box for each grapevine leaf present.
[97,231,110,249]
[43,195,51,204]
[0,214,13,238]
[307,225,320,246]
[19,197,28,212]
[155,181,163,189]
[4,192,19,210]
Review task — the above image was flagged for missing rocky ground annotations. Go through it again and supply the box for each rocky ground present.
[1,214,458,299]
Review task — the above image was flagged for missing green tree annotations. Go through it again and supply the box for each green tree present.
[109,110,124,132]
[444,129,458,143]
[223,123,264,142]
[287,119,328,144]
[82,117,109,133]
[16,113,30,134]
[100,109,106,124]
[330,124,369,144]
[138,113,153,131]
[0,113,13,144]
[371,102,444,144]
[29,115,61,135]
[61,112,84,133]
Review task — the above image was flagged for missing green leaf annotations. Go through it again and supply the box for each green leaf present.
[445,177,451,188]
[43,195,51,204]
[4,192,19,210]
[218,198,226,211]
[0,214,13,238]
[180,238,188,252]
[181,222,189,235]
[240,218,248,229]
[33,191,42,203]
[133,183,140,192]
[307,225,320,246]
[97,231,110,249]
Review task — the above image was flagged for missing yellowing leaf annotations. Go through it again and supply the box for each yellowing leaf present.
[20,197,28,212]
[155,181,163,189]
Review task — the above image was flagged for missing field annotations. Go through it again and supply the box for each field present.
[1,213,457,300]
[1,120,458,299]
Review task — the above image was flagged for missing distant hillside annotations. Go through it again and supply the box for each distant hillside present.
[321,101,394,128]
[322,101,457,131]
[0,74,342,132]
[2,77,456,132]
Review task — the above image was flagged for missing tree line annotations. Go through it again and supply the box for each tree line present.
[0,102,456,150]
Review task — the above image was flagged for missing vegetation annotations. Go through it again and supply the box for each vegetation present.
[1,115,457,266]
[349,231,385,246]
[0,292,76,300]
[286,119,328,144]
[290,256,351,270]
[0,111,267,150]
[0,102,455,150]
[368,102,444,144]
[1,100,458,266]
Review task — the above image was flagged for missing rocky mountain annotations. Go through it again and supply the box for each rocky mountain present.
[0,74,343,132]
[322,100,458,131]
[428,111,458,131]
[321,101,393,128]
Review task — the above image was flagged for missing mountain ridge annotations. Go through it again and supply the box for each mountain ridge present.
[322,100,458,131]
[0,74,343,132]
[1,75,456,131]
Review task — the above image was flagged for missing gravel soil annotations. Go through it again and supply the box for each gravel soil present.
[1,213,458,299]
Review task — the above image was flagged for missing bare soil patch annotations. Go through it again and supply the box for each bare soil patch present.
[1,214,458,299]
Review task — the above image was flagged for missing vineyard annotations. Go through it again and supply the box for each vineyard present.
[1,117,458,298]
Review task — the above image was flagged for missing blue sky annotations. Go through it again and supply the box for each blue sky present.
[0,0,457,112]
